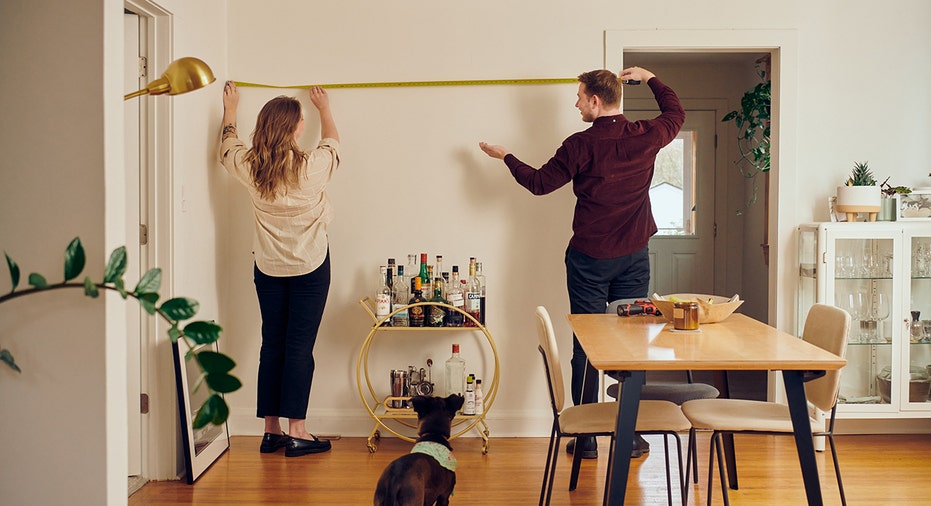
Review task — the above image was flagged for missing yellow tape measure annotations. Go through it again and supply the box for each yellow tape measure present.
[233,78,577,90]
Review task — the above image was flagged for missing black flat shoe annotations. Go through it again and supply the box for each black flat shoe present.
[285,434,331,457]
[260,432,290,453]
[566,437,598,459]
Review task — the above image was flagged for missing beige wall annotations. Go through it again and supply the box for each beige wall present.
[1,0,929,503]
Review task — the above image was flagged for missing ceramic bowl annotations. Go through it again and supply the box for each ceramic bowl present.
[650,293,744,324]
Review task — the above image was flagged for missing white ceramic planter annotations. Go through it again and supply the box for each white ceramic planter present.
[836,185,881,221]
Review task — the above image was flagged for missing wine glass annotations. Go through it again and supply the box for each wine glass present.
[867,293,890,343]
[843,293,865,343]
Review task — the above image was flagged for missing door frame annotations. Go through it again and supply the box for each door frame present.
[121,0,178,481]
[605,29,799,334]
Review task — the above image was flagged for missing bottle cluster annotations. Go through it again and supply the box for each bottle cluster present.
[444,343,484,415]
[375,253,487,328]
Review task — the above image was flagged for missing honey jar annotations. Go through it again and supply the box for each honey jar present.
[673,301,699,330]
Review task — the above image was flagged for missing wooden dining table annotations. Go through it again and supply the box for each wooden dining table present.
[566,313,847,506]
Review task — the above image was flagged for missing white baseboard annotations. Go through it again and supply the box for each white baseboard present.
[227,407,554,438]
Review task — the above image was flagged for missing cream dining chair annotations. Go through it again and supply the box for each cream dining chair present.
[680,303,851,506]
[535,306,691,506]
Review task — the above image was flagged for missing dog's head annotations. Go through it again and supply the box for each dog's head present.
[410,394,465,439]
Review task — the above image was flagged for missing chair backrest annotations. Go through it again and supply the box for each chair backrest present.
[535,306,566,413]
[801,303,851,412]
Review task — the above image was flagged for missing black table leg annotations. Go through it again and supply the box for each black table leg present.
[604,370,644,506]
[783,369,824,506]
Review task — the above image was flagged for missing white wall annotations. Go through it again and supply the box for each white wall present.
[1,0,929,502]
[219,0,931,439]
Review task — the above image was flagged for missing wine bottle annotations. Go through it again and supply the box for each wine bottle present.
[444,344,465,398]
[375,265,391,324]
[427,278,449,327]
[445,266,465,327]
[476,261,486,325]
[391,265,409,327]
[465,258,481,326]
[408,276,427,327]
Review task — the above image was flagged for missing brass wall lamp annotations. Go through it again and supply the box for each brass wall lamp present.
[124,56,215,100]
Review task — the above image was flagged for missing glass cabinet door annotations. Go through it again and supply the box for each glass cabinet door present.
[832,236,896,406]
[905,232,931,408]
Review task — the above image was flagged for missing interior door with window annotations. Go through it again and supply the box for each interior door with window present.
[625,110,717,296]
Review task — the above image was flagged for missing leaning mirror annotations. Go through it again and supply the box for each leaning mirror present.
[172,338,230,483]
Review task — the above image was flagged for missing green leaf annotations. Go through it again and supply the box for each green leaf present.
[204,372,242,394]
[28,273,48,289]
[183,320,222,345]
[196,350,236,374]
[114,278,127,299]
[167,324,181,343]
[193,394,229,429]
[138,292,159,315]
[1,349,22,373]
[4,252,19,292]
[103,246,127,284]
[63,237,85,282]
[160,297,199,321]
[721,111,737,122]
[133,268,161,295]
[83,276,99,298]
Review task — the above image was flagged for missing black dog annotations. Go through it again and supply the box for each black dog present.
[374,394,465,506]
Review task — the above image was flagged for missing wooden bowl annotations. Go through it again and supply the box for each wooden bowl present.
[650,293,744,324]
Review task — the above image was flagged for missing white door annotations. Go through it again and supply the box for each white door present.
[625,110,717,296]
[124,11,144,478]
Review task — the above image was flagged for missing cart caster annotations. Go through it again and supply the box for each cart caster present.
[482,441,489,455]
[367,441,377,453]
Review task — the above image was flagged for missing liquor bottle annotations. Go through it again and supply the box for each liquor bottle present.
[445,344,466,397]
[375,265,391,324]
[476,261,487,325]
[427,279,449,327]
[445,266,465,327]
[406,254,419,290]
[463,374,476,415]
[434,255,445,295]
[408,277,427,327]
[465,259,481,326]
[474,378,484,415]
[419,253,430,300]
[391,265,409,327]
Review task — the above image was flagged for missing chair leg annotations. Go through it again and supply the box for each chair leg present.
[662,435,672,506]
[706,432,716,506]
[542,432,562,506]
[568,436,584,491]
[828,434,847,506]
[714,432,731,506]
[540,430,558,506]
[671,432,685,506]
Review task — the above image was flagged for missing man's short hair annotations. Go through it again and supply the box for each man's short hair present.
[577,69,621,107]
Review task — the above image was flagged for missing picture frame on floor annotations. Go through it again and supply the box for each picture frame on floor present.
[172,338,230,484]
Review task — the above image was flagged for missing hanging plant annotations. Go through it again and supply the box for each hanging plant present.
[722,68,771,208]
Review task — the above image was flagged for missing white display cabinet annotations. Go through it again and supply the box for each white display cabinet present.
[798,222,931,421]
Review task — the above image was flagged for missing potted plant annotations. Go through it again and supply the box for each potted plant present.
[878,177,912,221]
[836,161,881,222]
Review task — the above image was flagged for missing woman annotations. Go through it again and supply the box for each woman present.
[219,81,340,457]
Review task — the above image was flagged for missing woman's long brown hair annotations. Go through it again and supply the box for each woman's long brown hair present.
[244,96,308,200]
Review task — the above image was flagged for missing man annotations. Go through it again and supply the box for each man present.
[479,66,684,458]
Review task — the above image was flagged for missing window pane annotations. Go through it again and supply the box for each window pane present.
[649,131,695,236]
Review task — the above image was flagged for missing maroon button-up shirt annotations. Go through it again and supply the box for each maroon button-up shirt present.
[504,77,685,259]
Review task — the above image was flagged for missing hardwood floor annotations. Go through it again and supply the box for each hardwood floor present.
[130,433,931,505]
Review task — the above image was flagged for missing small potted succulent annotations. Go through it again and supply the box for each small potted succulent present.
[878,177,912,221]
[836,161,881,222]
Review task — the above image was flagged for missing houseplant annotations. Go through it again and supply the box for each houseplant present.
[721,68,770,209]
[878,177,912,221]
[2,237,239,428]
[836,161,881,222]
